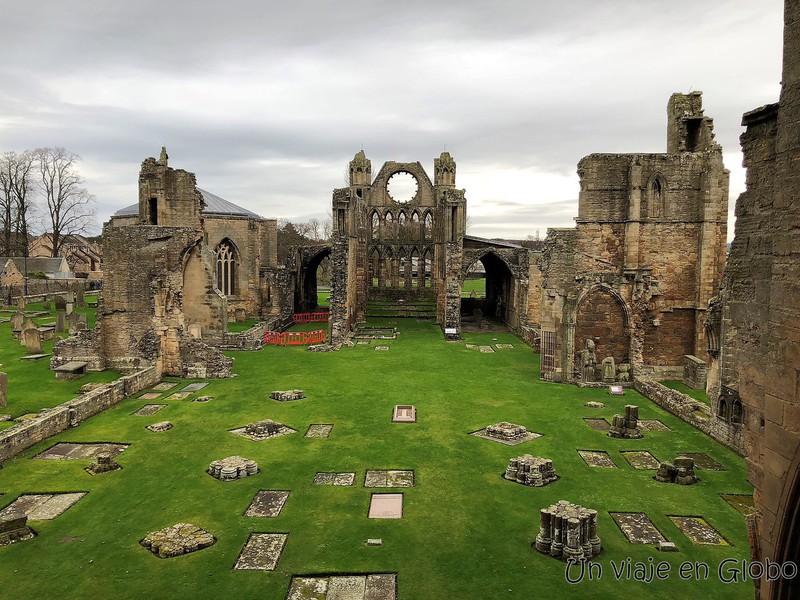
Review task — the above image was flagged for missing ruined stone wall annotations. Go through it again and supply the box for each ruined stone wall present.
[100,223,227,376]
[574,287,629,365]
[0,367,158,466]
[526,253,542,326]
[138,150,202,228]
[716,4,800,591]
[539,92,728,383]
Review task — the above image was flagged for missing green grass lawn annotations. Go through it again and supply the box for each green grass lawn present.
[0,318,754,599]
[461,278,485,297]
[0,303,119,418]
[661,380,710,405]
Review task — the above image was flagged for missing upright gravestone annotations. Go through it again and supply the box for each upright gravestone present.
[11,311,24,334]
[16,296,25,310]
[22,326,41,354]
[0,372,7,408]
[77,313,88,331]
[75,288,85,308]
[55,310,67,334]
[68,310,79,334]
[54,296,66,312]
[66,300,74,316]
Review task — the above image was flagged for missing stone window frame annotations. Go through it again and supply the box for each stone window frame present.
[370,211,381,240]
[215,238,238,297]
[423,211,433,240]
[644,173,668,219]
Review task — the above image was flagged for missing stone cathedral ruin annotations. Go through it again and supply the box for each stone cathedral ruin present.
[27,10,800,590]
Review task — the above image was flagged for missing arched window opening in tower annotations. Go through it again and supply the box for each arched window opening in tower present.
[215,240,237,296]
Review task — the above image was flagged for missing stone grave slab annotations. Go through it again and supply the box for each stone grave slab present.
[470,424,541,446]
[392,405,416,423]
[478,346,495,353]
[182,382,208,392]
[369,494,403,519]
[305,424,333,438]
[141,523,215,558]
[721,494,756,516]
[610,512,667,544]
[313,472,355,486]
[133,404,166,416]
[584,417,611,431]
[138,392,162,401]
[356,340,370,345]
[495,344,515,349]
[34,442,128,460]
[152,382,178,392]
[577,450,618,468]
[234,532,288,570]
[244,490,290,518]
[680,453,726,470]
[364,470,414,488]
[637,419,671,432]
[165,391,193,401]
[669,516,729,545]
[374,346,390,351]
[465,344,478,349]
[0,492,87,520]
[193,395,213,403]
[585,401,605,409]
[621,451,661,470]
[230,419,296,441]
[286,574,396,600]
[19,353,50,361]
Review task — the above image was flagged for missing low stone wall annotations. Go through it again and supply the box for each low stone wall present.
[634,378,744,455]
[0,366,158,466]
[518,325,541,352]
[221,319,279,350]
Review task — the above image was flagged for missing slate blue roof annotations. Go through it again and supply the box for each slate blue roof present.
[113,188,261,219]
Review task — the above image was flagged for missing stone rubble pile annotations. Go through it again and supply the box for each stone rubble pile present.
[140,523,215,558]
[655,456,699,485]
[485,421,529,441]
[270,390,305,401]
[504,454,558,487]
[608,405,642,439]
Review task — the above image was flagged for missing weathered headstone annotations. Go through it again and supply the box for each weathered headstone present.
[75,288,85,308]
[66,301,74,315]
[11,311,24,333]
[16,296,25,310]
[0,372,7,408]
[77,313,87,331]
[41,301,51,310]
[22,326,42,354]
[55,310,67,334]
[54,296,66,311]
[68,310,79,334]
[601,356,616,382]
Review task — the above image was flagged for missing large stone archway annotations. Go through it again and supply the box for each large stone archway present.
[296,245,331,312]
[573,286,631,369]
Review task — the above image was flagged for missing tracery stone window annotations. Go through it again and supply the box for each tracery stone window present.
[648,176,666,218]
[424,212,433,240]
[215,239,237,296]
[371,212,380,240]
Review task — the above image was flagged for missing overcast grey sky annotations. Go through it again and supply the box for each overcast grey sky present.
[0,0,784,239]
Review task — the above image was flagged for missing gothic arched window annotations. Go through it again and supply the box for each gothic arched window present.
[215,239,237,296]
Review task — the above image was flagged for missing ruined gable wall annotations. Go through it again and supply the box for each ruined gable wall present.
[100,223,225,373]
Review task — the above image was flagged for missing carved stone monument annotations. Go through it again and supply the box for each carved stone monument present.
[581,339,597,382]
[608,405,642,439]
[534,500,601,561]
[504,455,558,487]
[0,513,36,546]
[55,310,67,334]
[485,421,529,442]
[601,356,616,382]
[141,523,215,558]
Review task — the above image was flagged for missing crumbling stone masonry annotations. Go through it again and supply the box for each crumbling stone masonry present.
[504,455,558,487]
[534,500,601,561]
[608,405,643,439]
[538,93,728,383]
[709,3,800,597]
[654,456,698,485]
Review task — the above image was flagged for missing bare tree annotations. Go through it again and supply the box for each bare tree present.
[34,147,96,257]
[307,218,321,241]
[0,151,36,256]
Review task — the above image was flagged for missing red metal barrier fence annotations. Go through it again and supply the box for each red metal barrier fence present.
[263,330,326,346]
[293,311,329,323]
